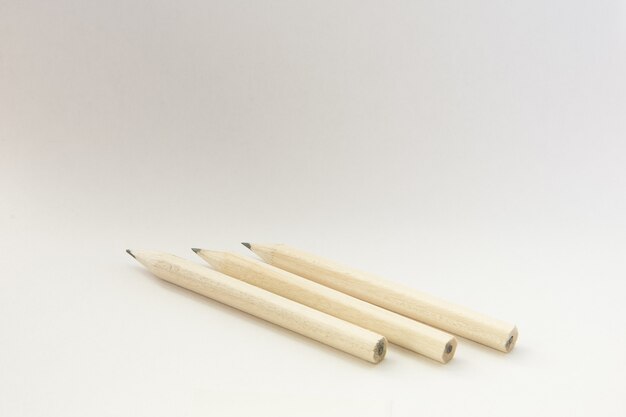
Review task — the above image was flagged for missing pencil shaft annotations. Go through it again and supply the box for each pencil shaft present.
[195,250,456,363]
[247,244,518,353]
[130,250,387,363]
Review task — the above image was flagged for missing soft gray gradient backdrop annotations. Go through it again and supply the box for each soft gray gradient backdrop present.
[2,1,625,416]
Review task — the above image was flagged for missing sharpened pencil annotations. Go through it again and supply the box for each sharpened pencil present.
[127,250,387,363]
[193,249,457,363]
[243,243,518,353]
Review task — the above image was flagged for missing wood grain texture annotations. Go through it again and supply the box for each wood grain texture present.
[194,249,456,363]
[246,244,518,353]
[128,250,387,363]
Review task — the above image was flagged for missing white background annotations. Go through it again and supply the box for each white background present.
[2,1,625,415]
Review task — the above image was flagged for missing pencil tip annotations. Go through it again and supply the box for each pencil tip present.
[241,242,251,249]
[126,249,135,259]
[191,248,201,253]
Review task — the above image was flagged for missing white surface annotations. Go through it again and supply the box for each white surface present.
[2,1,625,415]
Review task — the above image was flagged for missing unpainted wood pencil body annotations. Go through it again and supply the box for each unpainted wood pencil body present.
[246,244,518,353]
[194,249,456,363]
[128,250,387,363]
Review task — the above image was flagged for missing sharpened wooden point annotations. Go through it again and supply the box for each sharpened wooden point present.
[241,242,251,249]
[191,248,201,253]
[126,249,135,258]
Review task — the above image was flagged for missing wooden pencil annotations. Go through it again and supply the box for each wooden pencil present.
[193,249,457,363]
[127,250,387,363]
[243,243,518,353]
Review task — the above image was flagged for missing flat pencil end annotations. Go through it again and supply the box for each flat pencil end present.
[191,248,201,253]
[442,338,457,363]
[373,337,387,363]
[241,242,251,249]
[126,249,136,259]
[504,326,519,353]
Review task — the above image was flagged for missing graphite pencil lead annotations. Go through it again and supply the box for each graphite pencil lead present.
[126,249,136,259]
[241,242,251,249]
[191,248,201,253]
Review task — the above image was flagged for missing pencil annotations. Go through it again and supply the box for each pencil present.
[127,250,387,363]
[243,243,518,353]
[193,249,457,363]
